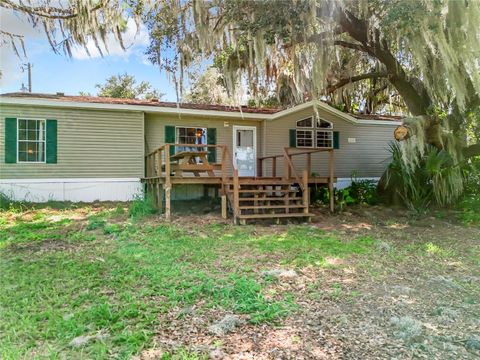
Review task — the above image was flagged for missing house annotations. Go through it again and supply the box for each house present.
[0,92,402,222]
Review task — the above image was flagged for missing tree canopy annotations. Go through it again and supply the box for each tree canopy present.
[4,0,480,204]
[95,73,163,100]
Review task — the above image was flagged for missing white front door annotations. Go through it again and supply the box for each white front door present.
[233,125,256,177]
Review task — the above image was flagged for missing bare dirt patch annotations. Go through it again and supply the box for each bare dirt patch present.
[139,205,480,359]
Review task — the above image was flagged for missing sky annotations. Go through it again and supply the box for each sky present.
[0,9,178,101]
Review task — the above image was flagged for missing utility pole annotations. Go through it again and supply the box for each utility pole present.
[20,63,32,93]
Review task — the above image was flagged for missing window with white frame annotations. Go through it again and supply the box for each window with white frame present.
[17,119,46,162]
[316,130,333,148]
[296,129,314,147]
[296,117,313,128]
[296,117,333,148]
[175,127,207,152]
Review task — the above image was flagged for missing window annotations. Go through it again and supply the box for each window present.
[175,127,207,152]
[295,117,333,148]
[296,117,313,128]
[296,129,314,147]
[316,119,333,129]
[316,130,333,148]
[17,119,46,162]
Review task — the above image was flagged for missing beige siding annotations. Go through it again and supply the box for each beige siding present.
[145,113,263,200]
[145,113,263,172]
[263,107,397,178]
[0,105,144,179]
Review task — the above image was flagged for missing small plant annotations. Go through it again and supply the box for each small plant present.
[310,176,379,210]
[128,193,157,219]
[349,177,379,205]
[86,217,106,230]
[103,223,122,235]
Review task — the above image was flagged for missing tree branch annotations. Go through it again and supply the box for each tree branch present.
[324,71,388,93]
[463,143,480,159]
[328,7,432,116]
[333,40,370,52]
[1,0,105,20]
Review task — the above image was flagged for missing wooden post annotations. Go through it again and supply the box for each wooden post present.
[302,169,309,215]
[233,168,239,224]
[257,158,263,177]
[165,144,172,221]
[221,195,227,219]
[287,155,292,179]
[307,153,311,177]
[156,182,162,212]
[157,148,162,177]
[329,149,335,212]
[272,157,277,177]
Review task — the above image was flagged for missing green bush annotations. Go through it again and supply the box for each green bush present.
[458,157,480,225]
[311,177,379,210]
[128,194,157,219]
[382,142,464,211]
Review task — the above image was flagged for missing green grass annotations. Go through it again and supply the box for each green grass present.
[0,207,377,359]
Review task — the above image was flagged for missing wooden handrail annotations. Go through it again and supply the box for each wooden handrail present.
[282,147,304,190]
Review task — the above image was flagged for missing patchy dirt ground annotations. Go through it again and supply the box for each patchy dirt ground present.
[138,205,480,359]
[1,203,478,359]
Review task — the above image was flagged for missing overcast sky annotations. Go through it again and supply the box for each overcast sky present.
[0,8,178,101]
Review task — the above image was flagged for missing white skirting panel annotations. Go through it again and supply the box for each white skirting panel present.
[334,177,380,190]
[0,178,143,202]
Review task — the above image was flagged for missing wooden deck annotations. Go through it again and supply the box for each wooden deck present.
[142,143,335,223]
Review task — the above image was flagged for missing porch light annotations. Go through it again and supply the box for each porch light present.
[28,149,34,154]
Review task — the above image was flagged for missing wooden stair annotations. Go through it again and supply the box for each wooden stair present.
[223,174,313,224]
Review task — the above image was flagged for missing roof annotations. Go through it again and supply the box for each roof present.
[0,92,403,125]
[0,92,280,114]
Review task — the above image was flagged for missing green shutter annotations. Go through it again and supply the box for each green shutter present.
[46,119,57,163]
[289,129,296,148]
[5,118,17,163]
[207,128,217,163]
[333,131,340,149]
[165,125,175,156]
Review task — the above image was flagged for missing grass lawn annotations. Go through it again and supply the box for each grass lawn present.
[1,204,479,359]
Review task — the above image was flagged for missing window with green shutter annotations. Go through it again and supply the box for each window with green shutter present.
[4,118,17,163]
[207,128,216,163]
[291,117,338,149]
[4,118,57,164]
[17,119,47,162]
[165,125,176,156]
[46,119,57,163]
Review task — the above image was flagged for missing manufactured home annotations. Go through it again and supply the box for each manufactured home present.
[0,93,401,222]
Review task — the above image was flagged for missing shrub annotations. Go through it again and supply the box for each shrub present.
[349,178,379,205]
[382,142,464,211]
[311,177,379,210]
[128,193,157,219]
[458,157,480,225]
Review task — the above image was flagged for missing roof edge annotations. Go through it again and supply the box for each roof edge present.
[0,96,403,125]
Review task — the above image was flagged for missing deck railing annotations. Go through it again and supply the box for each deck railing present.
[258,147,335,211]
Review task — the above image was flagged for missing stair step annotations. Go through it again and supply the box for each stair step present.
[239,204,306,210]
[225,180,294,185]
[227,189,299,194]
[238,196,302,201]
[237,213,315,219]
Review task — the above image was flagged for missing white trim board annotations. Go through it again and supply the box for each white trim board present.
[0,178,142,202]
[1,97,403,125]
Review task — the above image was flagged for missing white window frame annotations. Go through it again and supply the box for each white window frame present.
[295,116,334,149]
[174,126,208,146]
[296,129,314,148]
[315,130,333,149]
[17,118,47,163]
[296,117,314,128]
[316,118,333,129]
